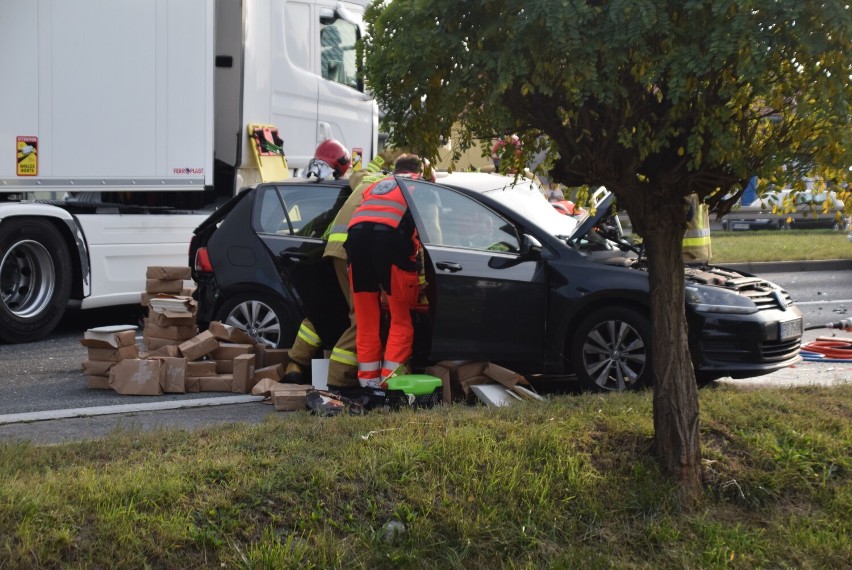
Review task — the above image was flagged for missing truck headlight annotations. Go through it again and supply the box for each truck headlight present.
[685,285,758,314]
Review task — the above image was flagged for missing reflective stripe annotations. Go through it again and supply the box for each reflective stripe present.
[362,197,407,214]
[348,179,408,229]
[296,324,322,348]
[329,223,349,234]
[327,232,348,243]
[350,209,403,225]
[358,360,381,372]
[330,347,358,367]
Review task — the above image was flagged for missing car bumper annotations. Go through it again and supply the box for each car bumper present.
[690,307,803,378]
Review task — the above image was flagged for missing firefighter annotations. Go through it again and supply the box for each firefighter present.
[345,154,425,387]
[682,193,712,264]
[284,139,353,386]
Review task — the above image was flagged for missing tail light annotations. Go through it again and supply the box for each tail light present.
[194,247,213,273]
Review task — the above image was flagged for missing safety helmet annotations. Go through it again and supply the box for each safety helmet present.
[306,139,351,180]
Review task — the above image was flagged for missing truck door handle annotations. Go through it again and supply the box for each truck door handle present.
[436,261,462,273]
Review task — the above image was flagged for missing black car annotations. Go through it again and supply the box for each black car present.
[189,172,802,391]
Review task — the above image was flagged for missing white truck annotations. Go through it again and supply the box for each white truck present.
[0,0,378,343]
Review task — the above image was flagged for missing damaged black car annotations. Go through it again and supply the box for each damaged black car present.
[189,172,802,391]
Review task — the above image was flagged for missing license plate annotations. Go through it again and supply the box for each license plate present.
[732,222,750,230]
[779,317,803,341]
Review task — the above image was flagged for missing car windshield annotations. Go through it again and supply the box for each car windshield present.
[438,172,596,239]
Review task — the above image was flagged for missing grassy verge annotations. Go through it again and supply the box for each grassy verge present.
[709,230,852,263]
[1,386,849,568]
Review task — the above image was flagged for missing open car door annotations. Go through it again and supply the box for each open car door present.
[400,177,547,369]
[254,182,351,345]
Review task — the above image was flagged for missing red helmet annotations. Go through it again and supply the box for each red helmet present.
[306,139,351,180]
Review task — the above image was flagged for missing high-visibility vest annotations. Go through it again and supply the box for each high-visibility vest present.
[683,193,711,263]
[348,177,409,229]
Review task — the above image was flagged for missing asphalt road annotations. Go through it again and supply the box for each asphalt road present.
[1,265,849,444]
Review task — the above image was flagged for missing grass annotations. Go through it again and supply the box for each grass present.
[708,230,852,263]
[1,386,850,568]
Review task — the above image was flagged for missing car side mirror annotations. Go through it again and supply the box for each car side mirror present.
[520,234,542,257]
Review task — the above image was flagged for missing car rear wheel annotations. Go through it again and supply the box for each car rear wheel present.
[570,306,652,392]
[215,293,299,349]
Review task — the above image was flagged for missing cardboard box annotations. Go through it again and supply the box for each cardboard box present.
[272,387,310,411]
[150,356,187,393]
[179,331,219,361]
[208,321,237,342]
[148,294,196,313]
[260,347,290,369]
[253,363,284,383]
[147,307,197,327]
[143,336,179,352]
[145,278,184,294]
[141,344,181,359]
[186,360,217,377]
[208,321,256,345]
[185,376,201,393]
[431,361,529,403]
[80,325,137,348]
[425,363,453,404]
[86,374,112,390]
[143,319,197,341]
[211,342,254,361]
[87,345,140,362]
[109,359,164,395]
[146,266,192,280]
[251,377,285,396]
[198,374,233,392]
[215,359,234,374]
[231,354,257,393]
[82,360,116,376]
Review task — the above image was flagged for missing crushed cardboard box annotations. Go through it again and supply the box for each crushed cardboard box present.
[426,361,535,405]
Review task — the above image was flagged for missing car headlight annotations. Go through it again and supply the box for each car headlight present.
[685,284,758,314]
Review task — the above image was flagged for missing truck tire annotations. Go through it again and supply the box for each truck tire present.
[0,218,73,343]
[570,306,652,392]
[215,292,299,349]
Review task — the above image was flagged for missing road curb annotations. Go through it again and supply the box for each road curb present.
[0,395,265,426]
[720,259,852,274]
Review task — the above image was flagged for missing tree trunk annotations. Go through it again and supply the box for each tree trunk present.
[639,197,703,508]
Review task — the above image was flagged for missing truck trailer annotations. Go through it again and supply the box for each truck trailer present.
[0,0,378,343]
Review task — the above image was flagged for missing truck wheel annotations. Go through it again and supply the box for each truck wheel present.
[0,219,72,343]
[215,293,299,349]
[570,306,652,392]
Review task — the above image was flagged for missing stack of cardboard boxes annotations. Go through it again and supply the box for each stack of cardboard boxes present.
[83,321,295,396]
[79,265,300,396]
[142,266,199,351]
[80,325,140,390]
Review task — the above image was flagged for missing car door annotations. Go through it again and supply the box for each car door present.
[401,178,548,367]
[254,182,351,345]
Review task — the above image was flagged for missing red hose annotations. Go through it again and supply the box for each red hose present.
[802,337,852,359]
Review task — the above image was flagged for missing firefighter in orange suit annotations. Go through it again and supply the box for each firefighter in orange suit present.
[345,154,424,387]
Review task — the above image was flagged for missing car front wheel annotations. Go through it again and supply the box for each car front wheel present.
[570,306,652,392]
[215,293,299,349]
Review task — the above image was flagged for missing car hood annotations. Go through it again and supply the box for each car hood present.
[437,172,613,240]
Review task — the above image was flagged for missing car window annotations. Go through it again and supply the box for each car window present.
[320,19,359,90]
[253,184,349,237]
[404,179,521,253]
